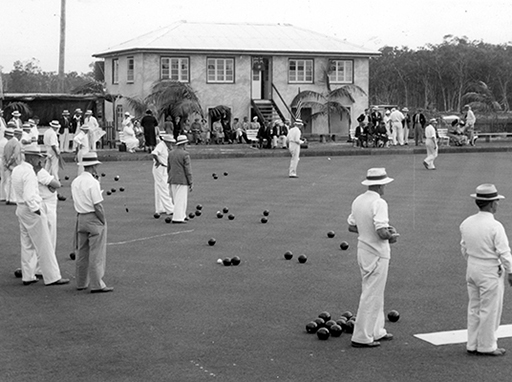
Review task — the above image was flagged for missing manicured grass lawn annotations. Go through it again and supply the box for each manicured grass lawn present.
[1,152,512,381]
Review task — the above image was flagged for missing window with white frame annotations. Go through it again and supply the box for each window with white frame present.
[329,60,353,83]
[288,59,313,83]
[161,57,189,82]
[207,58,234,83]
[112,58,119,84]
[127,57,134,83]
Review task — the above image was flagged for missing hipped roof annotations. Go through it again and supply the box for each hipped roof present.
[94,21,380,58]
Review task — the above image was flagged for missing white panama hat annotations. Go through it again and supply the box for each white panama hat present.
[361,168,394,186]
[470,184,504,201]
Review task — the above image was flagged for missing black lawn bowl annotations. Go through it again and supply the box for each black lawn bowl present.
[154,213,160,219]
[195,210,202,217]
[263,210,270,216]
[388,310,400,322]
[228,214,235,220]
[70,253,76,260]
[330,324,343,337]
[196,204,203,210]
[318,311,331,322]
[231,256,241,266]
[14,268,22,278]
[284,251,293,260]
[188,212,195,219]
[298,254,307,264]
[165,217,172,224]
[316,328,330,340]
[208,238,216,246]
[327,231,335,238]
[261,217,268,224]
[340,241,349,250]
[305,322,318,334]
[222,258,231,266]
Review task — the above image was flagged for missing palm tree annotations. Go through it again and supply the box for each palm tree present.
[290,67,366,135]
[125,80,203,123]
[462,81,501,113]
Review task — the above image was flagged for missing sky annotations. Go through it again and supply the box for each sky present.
[0,0,511,74]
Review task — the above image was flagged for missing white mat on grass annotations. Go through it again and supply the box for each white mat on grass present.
[414,324,512,345]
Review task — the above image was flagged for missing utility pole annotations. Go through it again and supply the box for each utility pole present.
[58,0,66,92]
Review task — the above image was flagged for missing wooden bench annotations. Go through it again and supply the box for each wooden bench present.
[246,129,259,147]
[437,128,450,146]
[475,132,512,142]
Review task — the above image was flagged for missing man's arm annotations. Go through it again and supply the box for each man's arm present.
[94,202,106,225]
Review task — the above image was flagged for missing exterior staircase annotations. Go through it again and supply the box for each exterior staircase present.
[251,99,285,126]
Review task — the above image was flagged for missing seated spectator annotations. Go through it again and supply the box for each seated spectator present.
[448,119,469,146]
[122,116,140,153]
[190,118,202,145]
[374,121,389,148]
[212,119,224,144]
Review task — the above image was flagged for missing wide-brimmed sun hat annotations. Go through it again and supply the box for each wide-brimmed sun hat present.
[50,120,61,129]
[22,123,32,130]
[161,134,176,143]
[361,168,394,186]
[22,143,46,157]
[294,119,304,126]
[79,152,102,167]
[62,110,70,115]
[470,184,504,201]
[176,135,188,145]
[4,128,14,137]
[429,118,438,123]
[12,110,21,117]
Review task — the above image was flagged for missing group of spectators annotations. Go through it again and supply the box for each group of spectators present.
[353,105,477,149]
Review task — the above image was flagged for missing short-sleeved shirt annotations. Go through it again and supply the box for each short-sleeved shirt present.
[151,141,169,167]
[12,161,42,212]
[43,128,59,156]
[37,168,57,201]
[71,171,103,213]
[425,124,436,140]
[347,190,390,258]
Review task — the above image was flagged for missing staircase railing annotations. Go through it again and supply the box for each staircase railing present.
[250,99,267,125]
[272,83,293,120]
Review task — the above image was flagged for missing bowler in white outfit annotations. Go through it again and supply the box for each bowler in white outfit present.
[460,184,512,356]
[11,144,69,286]
[423,119,438,170]
[347,168,398,348]
[151,135,175,215]
[286,120,304,178]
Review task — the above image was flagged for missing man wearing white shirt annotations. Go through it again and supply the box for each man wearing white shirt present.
[389,108,405,146]
[460,184,512,356]
[347,168,398,348]
[463,105,477,146]
[71,152,113,293]
[151,135,175,216]
[43,120,61,181]
[3,126,23,204]
[286,119,304,178]
[74,124,90,175]
[84,110,105,151]
[423,118,438,170]
[11,144,69,286]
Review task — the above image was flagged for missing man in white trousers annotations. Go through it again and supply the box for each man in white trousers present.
[151,134,175,216]
[43,120,61,181]
[286,119,304,178]
[74,124,90,175]
[460,184,512,356]
[36,158,61,251]
[389,108,405,146]
[347,168,398,348]
[11,144,69,286]
[423,118,438,170]
[167,135,193,224]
